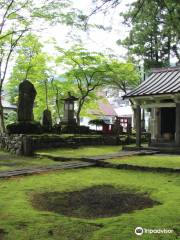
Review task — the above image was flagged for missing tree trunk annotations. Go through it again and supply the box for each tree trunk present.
[0,97,5,133]
[55,99,61,121]
[172,44,180,62]
[155,34,159,64]
[76,114,80,126]
[150,35,153,60]
[44,79,48,110]
[76,98,85,126]
[76,106,81,126]
[167,35,171,64]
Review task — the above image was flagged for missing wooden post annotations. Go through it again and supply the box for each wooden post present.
[154,108,161,140]
[136,105,141,147]
[175,102,180,146]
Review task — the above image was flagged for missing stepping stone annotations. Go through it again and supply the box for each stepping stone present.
[0,162,95,179]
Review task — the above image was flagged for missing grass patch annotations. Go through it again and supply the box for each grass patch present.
[106,155,180,169]
[0,168,179,239]
[37,145,122,158]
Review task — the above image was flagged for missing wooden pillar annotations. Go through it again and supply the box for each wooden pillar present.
[155,108,161,140]
[175,102,180,146]
[132,107,136,129]
[150,108,155,140]
[136,105,141,147]
[141,108,145,131]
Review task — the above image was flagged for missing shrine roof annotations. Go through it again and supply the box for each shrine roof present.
[124,67,180,98]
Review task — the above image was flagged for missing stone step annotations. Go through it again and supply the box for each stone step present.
[37,150,159,163]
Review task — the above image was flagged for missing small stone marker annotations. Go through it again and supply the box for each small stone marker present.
[42,109,52,131]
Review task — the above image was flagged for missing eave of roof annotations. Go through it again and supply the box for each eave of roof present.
[124,67,180,98]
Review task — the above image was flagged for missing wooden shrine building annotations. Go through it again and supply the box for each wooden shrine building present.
[124,67,180,148]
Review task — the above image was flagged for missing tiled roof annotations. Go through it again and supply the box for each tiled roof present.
[98,100,117,116]
[89,98,117,116]
[124,67,180,98]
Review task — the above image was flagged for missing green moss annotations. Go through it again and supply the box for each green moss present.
[106,155,180,169]
[0,168,179,239]
[0,145,122,171]
[0,151,77,171]
[37,146,122,158]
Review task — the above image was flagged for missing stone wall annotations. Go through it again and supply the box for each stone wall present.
[0,134,121,156]
[31,135,120,150]
[0,134,24,155]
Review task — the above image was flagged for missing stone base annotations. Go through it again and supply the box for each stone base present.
[7,121,42,134]
[61,118,77,125]
[61,124,90,134]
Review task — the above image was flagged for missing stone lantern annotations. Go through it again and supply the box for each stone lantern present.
[62,92,78,125]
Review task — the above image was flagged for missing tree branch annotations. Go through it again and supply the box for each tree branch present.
[1,28,28,84]
[24,42,37,79]
[132,0,146,22]
[7,0,29,19]
[0,29,30,41]
[0,0,15,35]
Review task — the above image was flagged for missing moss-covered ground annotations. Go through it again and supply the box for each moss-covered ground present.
[0,146,122,171]
[0,168,179,240]
[0,147,180,239]
[0,151,79,171]
[36,145,122,158]
[106,155,180,169]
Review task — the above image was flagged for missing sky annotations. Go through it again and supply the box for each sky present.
[5,0,134,81]
[40,0,178,67]
[40,0,134,60]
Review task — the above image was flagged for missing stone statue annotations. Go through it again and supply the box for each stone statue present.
[17,80,36,122]
[42,109,52,131]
